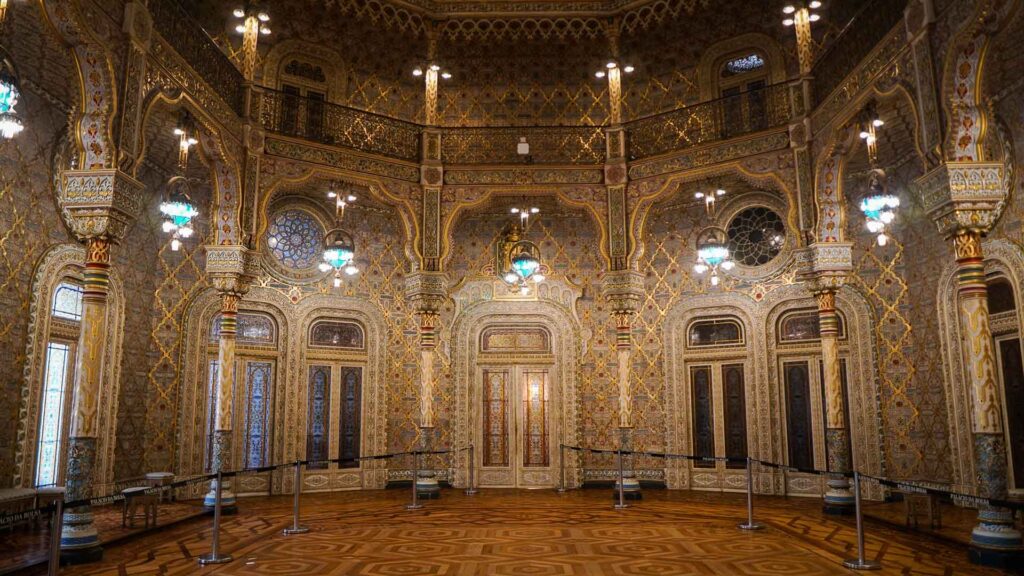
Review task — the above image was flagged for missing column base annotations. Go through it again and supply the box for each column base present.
[613,473,643,500]
[416,472,441,499]
[822,475,854,515]
[203,479,238,515]
[968,546,1023,569]
[60,544,103,565]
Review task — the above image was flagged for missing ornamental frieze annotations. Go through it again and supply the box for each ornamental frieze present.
[264,138,421,182]
[627,130,790,180]
[443,168,604,185]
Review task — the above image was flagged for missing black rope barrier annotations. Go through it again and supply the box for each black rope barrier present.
[562,443,1024,512]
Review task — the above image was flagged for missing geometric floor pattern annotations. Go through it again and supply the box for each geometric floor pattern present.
[47,489,1010,576]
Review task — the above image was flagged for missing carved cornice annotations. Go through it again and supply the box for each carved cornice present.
[915,162,1007,238]
[59,169,145,242]
[795,243,853,293]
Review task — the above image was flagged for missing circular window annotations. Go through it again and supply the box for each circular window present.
[265,209,324,271]
[726,207,786,267]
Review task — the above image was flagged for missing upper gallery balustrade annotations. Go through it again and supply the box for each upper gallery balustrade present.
[149,0,907,165]
[256,82,791,165]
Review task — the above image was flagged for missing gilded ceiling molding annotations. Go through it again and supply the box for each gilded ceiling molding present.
[626,160,794,270]
[696,33,788,101]
[39,0,120,170]
[437,185,610,272]
[257,163,421,271]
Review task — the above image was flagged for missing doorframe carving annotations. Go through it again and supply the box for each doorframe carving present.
[449,278,583,488]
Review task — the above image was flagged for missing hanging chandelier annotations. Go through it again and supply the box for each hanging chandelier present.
[499,203,545,294]
[160,111,199,251]
[857,104,898,246]
[318,183,359,287]
[0,49,24,139]
[693,226,735,286]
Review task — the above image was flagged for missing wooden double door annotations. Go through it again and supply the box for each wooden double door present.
[477,366,555,488]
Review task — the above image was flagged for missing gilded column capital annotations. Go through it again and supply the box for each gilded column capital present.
[796,242,853,294]
[205,245,257,296]
[59,169,145,243]
[601,270,644,314]
[915,161,1007,238]
[405,271,449,313]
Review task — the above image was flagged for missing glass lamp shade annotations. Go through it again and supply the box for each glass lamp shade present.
[697,244,729,267]
[322,228,355,270]
[858,193,900,222]
[511,251,540,280]
[0,65,23,139]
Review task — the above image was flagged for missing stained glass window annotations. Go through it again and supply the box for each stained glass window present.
[51,282,83,321]
[691,365,715,468]
[307,366,331,469]
[244,362,273,469]
[723,54,765,76]
[265,209,324,270]
[726,206,786,267]
[35,342,71,487]
[339,367,361,468]
[688,318,743,347]
[522,371,549,467]
[204,360,218,473]
[779,310,846,342]
[210,313,277,345]
[482,369,509,467]
[723,364,747,469]
[310,320,364,349]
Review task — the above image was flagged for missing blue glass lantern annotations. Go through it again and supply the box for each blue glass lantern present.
[320,228,357,286]
[0,53,24,139]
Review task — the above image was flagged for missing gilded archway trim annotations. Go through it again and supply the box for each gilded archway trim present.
[14,243,125,488]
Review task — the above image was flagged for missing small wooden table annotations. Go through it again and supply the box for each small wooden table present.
[902,492,942,530]
[121,487,158,529]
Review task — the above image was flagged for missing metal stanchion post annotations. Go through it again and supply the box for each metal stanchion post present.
[738,457,764,531]
[614,445,628,510]
[198,471,233,565]
[407,451,423,510]
[283,461,309,535]
[47,492,64,576]
[557,444,568,493]
[842,472,881,570]
[464,446,478,496]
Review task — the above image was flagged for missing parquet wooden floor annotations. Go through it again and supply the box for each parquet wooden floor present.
[23,489,1015,575]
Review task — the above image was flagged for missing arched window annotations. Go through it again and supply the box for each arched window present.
[687,317,744,348]
[34,281,83,487]
[778,309,847,342]
[717,51,770,138]
[309,319,364,349]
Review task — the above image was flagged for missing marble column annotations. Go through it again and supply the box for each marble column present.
[60,238,112,563]
[204,291,243,512]
[953,230,1023,560]
[816,289,854,514]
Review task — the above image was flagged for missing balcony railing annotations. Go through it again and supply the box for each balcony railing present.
[811,0,907,103]
[442,126,606,165]
[624,82,790,160]
[149,0,246,116]
[258,88,422,162]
